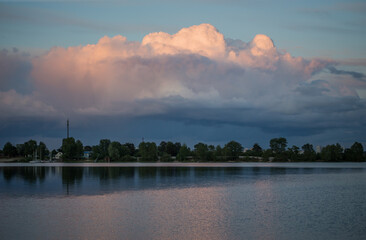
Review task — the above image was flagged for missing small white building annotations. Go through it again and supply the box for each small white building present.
[55,152,63,160]
[316,146,322,153]
[84,151,91,159]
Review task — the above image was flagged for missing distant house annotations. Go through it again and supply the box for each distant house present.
[84,151,92,159]
[316,146,322,153]
[84,146,92,159]
[55,152,63,160]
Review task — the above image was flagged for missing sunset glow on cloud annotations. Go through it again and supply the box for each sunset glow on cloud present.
[28,24,334,114]
[1,23,366,147]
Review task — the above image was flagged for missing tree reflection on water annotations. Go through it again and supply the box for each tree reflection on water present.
[0,166,363,196]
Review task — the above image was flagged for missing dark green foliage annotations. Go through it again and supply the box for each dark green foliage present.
[215,145,223,160]
[158,141,181,157]
[122,155,136,162]
[301,143,316,161]
[288,145,300,161]
[123,143,136,156]
[223,141,243,161]
[194,142,209,161]
[91,145,101,160]
[138,142,158,161]
[99,139,111,159]
[91,139,111,160]
[321,143,343,162]
[158,141,167,155]
[166,142,178,156]
[3,142,17,157]
[269,137,288,161]
[207,145,215,161]
[24,140,37,157]
[84,145,92,151]
[62,138,76,160]
[16,144,25,157]
[262,149,274,161]
[108,141,122,161]
[3,137,363,163]
[177,144,191,161]
[252,143,263,156]
[37,141,49,160]
[62,137,83,160]
[270,138,287,154]
[120,145,131,157]
[344,142,364,162]
[160,152,172,162]
[52,149,57,156]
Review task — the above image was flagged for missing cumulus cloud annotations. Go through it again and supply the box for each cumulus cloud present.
[2,23,366,139]
[0,90,57,119]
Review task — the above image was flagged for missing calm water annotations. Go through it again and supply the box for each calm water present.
[0,163,366,240]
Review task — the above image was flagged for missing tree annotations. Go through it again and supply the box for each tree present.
[91,145,101,160]
[120,145,131,158]
[175,142,182,156]
[16,144,25,157]
[99,139,111,159]
[61,138,83,160]
[24,140,37,157]
[3,142,17,157]
[160,152,172,162]
[108,141,122,161]
[75,140,83,159]
[344,142,364,162]
[177,144,191,161]
[158,141,167,156]
[252,143,263,156]
[321,143,343,161]
[123,143,136,156]
[194,142,209,161]
[288,145,300,161]
[270,138,287,154]
[138,142,158,161]
[84,145,92,151]
[166,141,178,156]
[302,143,316,161]
[91,139,111,160]
[37,141,49,160]
[223,141,243,161]
[262,149,274,161]
[52,149,57,156]
[215,145,223,160]
[62,138,77,160]
[207,145,215,161]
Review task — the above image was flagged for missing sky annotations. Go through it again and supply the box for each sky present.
[1,0,366,150]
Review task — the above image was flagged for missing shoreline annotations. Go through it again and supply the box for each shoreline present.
[1,162,366,168]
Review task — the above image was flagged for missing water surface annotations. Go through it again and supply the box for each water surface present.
[1,163,365,240]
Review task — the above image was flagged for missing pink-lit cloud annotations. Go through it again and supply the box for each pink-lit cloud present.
[29,23,339,115]
[1,23,366,140]
[0,90,57,119]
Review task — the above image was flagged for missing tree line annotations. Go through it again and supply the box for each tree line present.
[1,137,365,162]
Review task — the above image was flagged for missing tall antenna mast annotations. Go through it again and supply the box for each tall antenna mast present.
[67,119,69,139]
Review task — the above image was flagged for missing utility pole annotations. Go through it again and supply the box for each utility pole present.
[67,119,69,139]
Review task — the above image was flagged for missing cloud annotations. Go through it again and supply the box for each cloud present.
[142,23,226,59]
[2,23,366,143]
[0,90,57,119]
[0,49,33,93]
[31,23,326,113]
[327,66,365,80]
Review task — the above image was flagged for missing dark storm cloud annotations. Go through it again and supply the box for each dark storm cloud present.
[0,49,33,93]
[327,66,365,80]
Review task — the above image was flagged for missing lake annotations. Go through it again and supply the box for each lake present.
[1,163,366,240]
